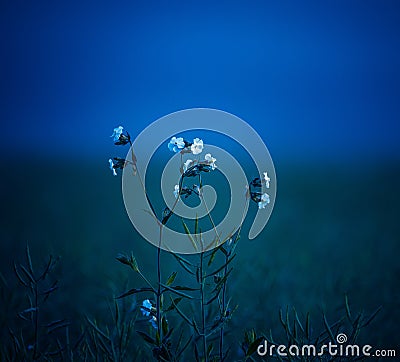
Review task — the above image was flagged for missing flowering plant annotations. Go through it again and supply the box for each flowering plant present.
[108,126,272,361]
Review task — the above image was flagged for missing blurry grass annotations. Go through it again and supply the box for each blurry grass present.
[0,157,399,354]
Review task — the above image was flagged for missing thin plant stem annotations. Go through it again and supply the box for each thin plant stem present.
[157,225,162,338]
[200,249,207,362]
[128,141,163,358]
[219,251,228,362]
[137,271,155,291]
[33,282,39,360]
[128,141,157,217]
[218,205,246,361]
[197,174,221,249]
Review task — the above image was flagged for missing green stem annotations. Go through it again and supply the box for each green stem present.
[156,226,162,339]
[197,174,221,249]
[219,252,229,361]
[33,282,39,360]
[200,251,207,362]
[138,271,155,292]
[128,141,162,358]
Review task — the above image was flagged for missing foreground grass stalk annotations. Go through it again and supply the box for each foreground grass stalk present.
[219,251,229,362]
[200,250,207,362]
[33,282,39,360]
[157,226,162,341]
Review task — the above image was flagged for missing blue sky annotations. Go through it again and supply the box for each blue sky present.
[1,0,399,164]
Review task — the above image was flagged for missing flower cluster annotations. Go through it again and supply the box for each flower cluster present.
[108,157,127,176]
[108,125,137,176]
[168,135,218,200]
[111,125,131,145]
[141,299,157,329]
[173,184,201,199]
[248,171,271,209]
[167,136,204,155]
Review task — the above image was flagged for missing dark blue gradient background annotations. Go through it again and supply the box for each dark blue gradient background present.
[1,0,399,163]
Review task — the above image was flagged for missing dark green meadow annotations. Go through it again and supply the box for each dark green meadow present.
[0,158,399,360]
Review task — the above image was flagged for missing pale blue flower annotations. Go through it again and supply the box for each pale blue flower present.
[168,136,185,152]
[183,159,193,172]
[149,316,158,329]
[194,184,201,195]
[263,171,270,188]
[141,299,152,317]
[191,138,204,155]
[258,193,270,209]
[111,126,124,142]
[204,153,217,170]
[108,159,117,176]
[173,184,180,199]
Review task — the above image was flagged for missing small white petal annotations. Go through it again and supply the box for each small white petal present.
[258,193,270,209]
[173,184,180,198]
[191,138,204,155]
[168,136,185,152]
[109,159,117,176]
[204,153,217,169]
[183,159,193,172]
[111,126,124,141]
[263,172,271,188]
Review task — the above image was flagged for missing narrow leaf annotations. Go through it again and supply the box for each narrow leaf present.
[293,307,304,334]
[19,265,35,284]
[181,219,198,251]
[194,343,200,362]
[176,335,192,359]
[206,254,236,277]
[161,316,168,336]
[208,244,222,266]
[164,297,183,312]
[246,337,264,357]
[345,294,352,322]
[305,312,311,340]
[212,268,232,294]
[323,313,335,342]
[362,306,382,328]
[166,271,177,286]
[160,284,194,299]
[137,330,156,345]
[86,317,111,342]
[194,216,199,236]
[207,343,213,357]
[172,285,198,291]
[26,244,34,275]
[14,263,29,287]
[170,298,193,326]
[116,287,153,299]
[170,252,195,275]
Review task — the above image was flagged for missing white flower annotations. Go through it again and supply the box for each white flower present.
[173,184,180,199]
[191,138,204,155]
[263,171,270,188]
[194,184,201,195]
[149,315,158,329]
[111,126,123,142]
[183,159,194,172]
[141,299,152,317]
[108,159,117,176]
[168,136,185,153]
[258,193,270,209]
[204,153,217,170]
